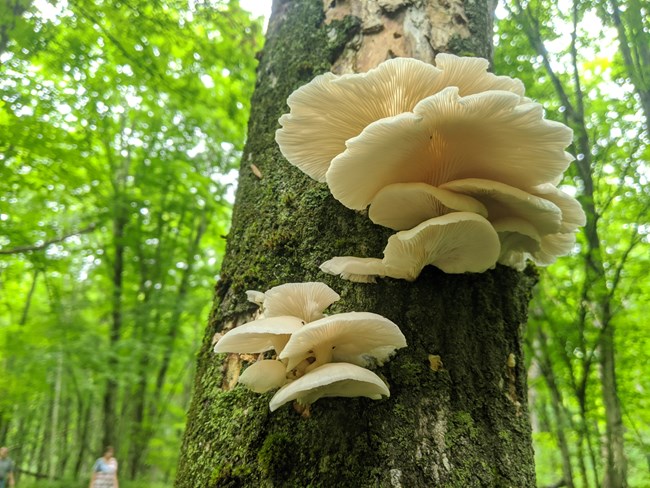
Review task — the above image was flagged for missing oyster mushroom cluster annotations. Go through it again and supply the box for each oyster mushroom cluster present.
[213,282,406,411]
[276,54,585,282]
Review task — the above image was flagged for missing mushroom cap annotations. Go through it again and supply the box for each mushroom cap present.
[276,55,525,182]
[245,290,266,305]
[322,213,500,282]
[213,316,305,354]
[238,359,288,393]
[529,183,586,232]
[492,217,542,270]
[368,182,488,230]
[260,282,340,323]
[440,178,563,234]
[433,53,526,96]
[279,312,407,370]
[319,257,398,283]
[326,87,573,210]
[269,362,390,411]
[529,232,577,266]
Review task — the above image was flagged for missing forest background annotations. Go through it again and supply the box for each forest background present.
[0,0,647,487]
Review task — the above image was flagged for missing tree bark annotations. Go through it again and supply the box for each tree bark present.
[103,150,129,450]
[73,392,92,480]
[48,353,63,480]
[176,1,537,486]
[600,322,627,488]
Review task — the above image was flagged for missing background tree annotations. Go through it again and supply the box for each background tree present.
[175,1,540,486]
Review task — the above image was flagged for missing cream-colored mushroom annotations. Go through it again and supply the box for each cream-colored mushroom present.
[440,178,563,235]
[318,257,399,283]
[529,232,577,266]
[492,217,542,270]
[326,87,573,210]
[213,316,305,355]
[529,183,586,232]
[246,282,340,323]
[368,182,488,230]
[275,54,525,182]
[238,359,288,393]
[279,311,407,371]
[245,290,265,306]
[320,213,500,282]
[269,362,390,411]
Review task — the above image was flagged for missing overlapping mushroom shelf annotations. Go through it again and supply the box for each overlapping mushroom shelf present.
[213,282,406,412]
[276,54,585,282]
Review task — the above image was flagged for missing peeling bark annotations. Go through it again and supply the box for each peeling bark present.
[324,0,480,73]
[176,1,535,486]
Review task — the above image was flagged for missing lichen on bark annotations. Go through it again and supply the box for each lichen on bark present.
[175,1,537,487]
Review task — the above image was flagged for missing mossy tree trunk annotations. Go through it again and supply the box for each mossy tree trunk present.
[176,1,537,486]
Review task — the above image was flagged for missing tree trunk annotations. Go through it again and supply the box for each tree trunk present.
[58,396,72,478]
[0,412,9,444]
[48,353,63,480]
[176,1,537,486]
[600,322,627,488]
[37,402,51,476]
[73,393,92,480]
[103,185,128,450]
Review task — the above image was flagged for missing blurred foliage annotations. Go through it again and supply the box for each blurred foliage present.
[496,0,650,486]
[0,0,262,483]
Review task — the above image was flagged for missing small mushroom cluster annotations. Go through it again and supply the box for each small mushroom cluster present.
[276,54,585,282]
[213,282,406,411]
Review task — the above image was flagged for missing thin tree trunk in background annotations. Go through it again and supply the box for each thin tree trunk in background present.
[176,1,537,486]
[37,402,51,476]
[102,125,132,451]
[23,408,39,470]
[19,269,39,325]
[576,379,601,487]
[600,321,628,488]
[48,353,63,480]
[103,189,128,450]
[0,414,9,444]
[73,393,92,480]
[58,396,72,478]
[127,363,149,480]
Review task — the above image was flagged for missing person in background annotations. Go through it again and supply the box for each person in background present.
[89,446,119,488]
[0,446,15,488]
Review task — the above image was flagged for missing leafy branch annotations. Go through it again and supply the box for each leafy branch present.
[0,223,98,255]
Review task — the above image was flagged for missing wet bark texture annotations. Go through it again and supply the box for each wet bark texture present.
[176,0,536,486]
